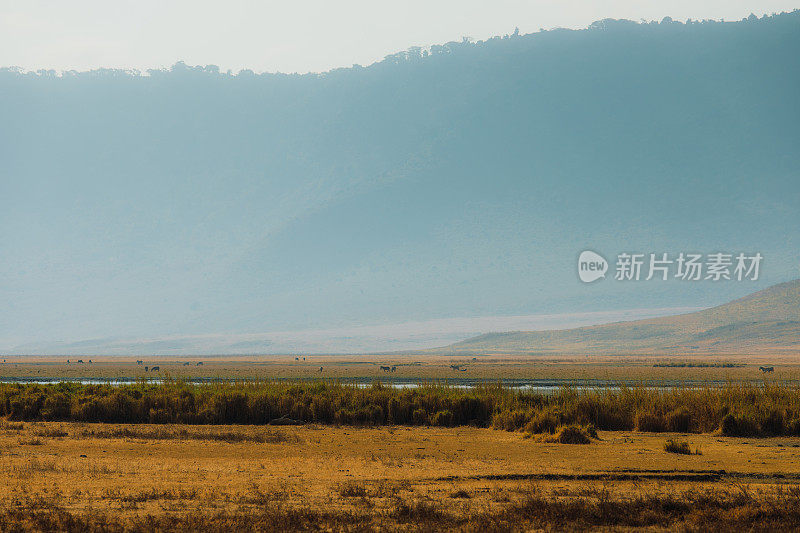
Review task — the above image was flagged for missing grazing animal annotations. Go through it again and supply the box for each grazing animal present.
[77,359,84,363]
[450,364,463,370]
[151,366,160,372]
[391,366,396,372]
[295,357,299,361]
[67,360,70,364]
[319,366,323,372]
[380,366,391,372]
[183,362,190,366]
[136,360,143,365]
[760,366,775,373]
[269,416,303,426]
[144,366,148,372]
[196,362,203,366]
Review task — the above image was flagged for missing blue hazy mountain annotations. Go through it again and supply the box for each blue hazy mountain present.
[2,12,799,351]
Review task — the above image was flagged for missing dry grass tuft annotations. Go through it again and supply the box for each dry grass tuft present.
[535,424,597,444]
[337,481,369,498]
[78,425,298,444]
[664,438,701,455]
[17,437,45,446]
[34,427,68,438]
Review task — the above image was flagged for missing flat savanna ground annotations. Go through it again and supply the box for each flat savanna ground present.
[4,358,800,529]
[2,354,798,382]
[3,421,800,531]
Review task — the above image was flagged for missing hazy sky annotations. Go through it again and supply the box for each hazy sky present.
[2,0,798,73]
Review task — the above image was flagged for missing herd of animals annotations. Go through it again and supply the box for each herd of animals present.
[64,359,204,372]
[50,360,776,375]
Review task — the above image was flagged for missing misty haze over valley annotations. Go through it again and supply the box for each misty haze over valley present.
[2,12,799,354]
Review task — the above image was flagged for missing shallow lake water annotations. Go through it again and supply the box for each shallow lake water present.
[0,376,749,393]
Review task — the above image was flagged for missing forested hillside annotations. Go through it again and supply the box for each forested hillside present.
[2,12,799,351]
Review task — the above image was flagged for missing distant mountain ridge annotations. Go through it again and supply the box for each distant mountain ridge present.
[2,12,800,348]
[435,280,800,355]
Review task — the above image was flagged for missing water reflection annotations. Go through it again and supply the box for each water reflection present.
[0,377,738,393]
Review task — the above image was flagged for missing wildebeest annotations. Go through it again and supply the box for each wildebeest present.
[380,366,391,372]
[760,366,775,373]
[77,359,84,363]
[136,360,143,365]
[319,366,323,372]
[196,361,203,366]
[295,357,299,361]
[183,362,190,366]
[151,366,160,372]
[391,366,397,372]
[144,366,148,372]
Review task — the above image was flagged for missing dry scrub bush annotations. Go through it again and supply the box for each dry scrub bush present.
[535,424,597,444]
[664,439,691,454]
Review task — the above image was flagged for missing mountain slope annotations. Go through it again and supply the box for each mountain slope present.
[2,13,800,348]
[438,280,800,355]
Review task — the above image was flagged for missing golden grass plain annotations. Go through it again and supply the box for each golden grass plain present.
[3,421,800,530]
[4,356,800,530]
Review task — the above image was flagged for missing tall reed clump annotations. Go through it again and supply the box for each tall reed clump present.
[2,380,800,436]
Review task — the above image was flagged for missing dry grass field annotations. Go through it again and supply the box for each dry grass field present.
[3,421,800,531]
[3,360,800,530]
[1,354,798,383]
